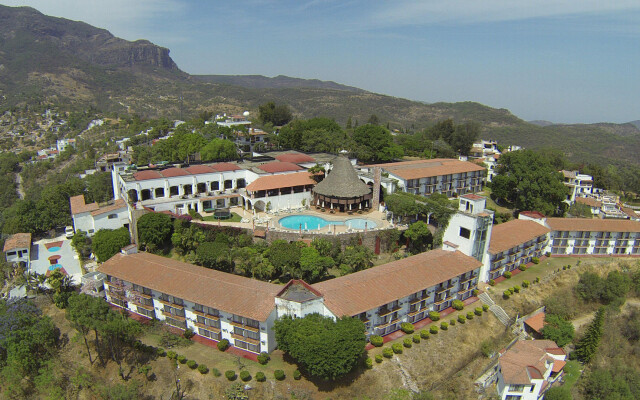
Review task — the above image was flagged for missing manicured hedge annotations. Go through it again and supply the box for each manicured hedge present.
[449,319,456,326]
[466,312,474,320]
[519,265,527,271]
[458,314,466,324]
[198,364,209,374]
[255,372,266,382]
[522,280,530,288]
[489,279,496,286]
[177,355,187,364]
[503,290,511,299]
[294,369,302,379]
[225,370,236,381]
[513,285,521,293]
[257,352,270,365]
[440,322,448,331]
[403,338,412,348]
[365,357,373,369]
[212,368,221,377]
[187,360,197,369]
[157,347,166,357]
[240,371,251,382]
[482,304,490,311]
[429,325,439,334]
[503,271,512,279]
[392,343,403,354]
[167,351,177,360]
[472,289,479,297]
[217,339,230,352]
[420,330,430,339]
[474,307,483,316]
[383,347,394,358]
[532,257,540,264]
[429,311,440,321]
[401,322,415,334]
[452,300,464,310]
[274,370,285,381]
[370,335,384,347]
[412,335,421,343]
[183,328,195,339]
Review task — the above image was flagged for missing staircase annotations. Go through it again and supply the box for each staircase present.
[479,292,512,326]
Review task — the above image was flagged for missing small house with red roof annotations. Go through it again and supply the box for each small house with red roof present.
[3,233,32,267]
[70,195,129,236]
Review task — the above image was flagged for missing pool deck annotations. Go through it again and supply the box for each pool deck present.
[29,236,83,284]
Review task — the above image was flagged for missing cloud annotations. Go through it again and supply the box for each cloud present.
[367,1,640,26]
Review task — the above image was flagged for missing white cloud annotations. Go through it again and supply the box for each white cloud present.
[368,1,640,26]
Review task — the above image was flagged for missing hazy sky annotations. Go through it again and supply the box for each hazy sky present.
[4,1,640,123]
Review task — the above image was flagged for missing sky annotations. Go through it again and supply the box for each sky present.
[3,1,640,124]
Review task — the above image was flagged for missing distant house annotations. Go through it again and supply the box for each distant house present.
[496,340,566,400]
[561,170,593,203]
[523,311,546,339]
[575,196,602,216]
[3,233,31,268]
[56,138,77,153]
[70,195,130,236]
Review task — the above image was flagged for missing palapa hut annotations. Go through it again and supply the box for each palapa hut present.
[312,155,372,212]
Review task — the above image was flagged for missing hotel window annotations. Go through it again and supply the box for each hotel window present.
[164,304,185,318]
[108,213,118,219]
[197,315,220,329]
[198,327,220,340]
[459,227,471,239]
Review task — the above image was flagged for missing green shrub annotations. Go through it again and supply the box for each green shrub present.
[452,300,464,310]
[412,335,421,343]
[294,369,302,379]
[198,364,209,374]
[365,357,373,369]
[420,330,430,339]
[474,307,483,316]
[257,352,270,365]
[429,325,439,334]
[562,265,567,270]
[187,360,197,369]
[507,288,514,295]
[400,322,415,334]
[440,322,448,330]
[519,265,527,271]
[450,319,456,326]
[429,311,440,321]
[255,372,266,382]
[567,264,572,269]
[217,339,229,352]
[545,252,551,257]
[240,371,251,382]
[274,370,285,381]
[183,328,195,339]
[157,347,166,357]
[489,279,496,286]
[535,277,540,283]
[458,314,466,324]
[482,304,490,311]
[177,355,187,364]
[467,312,474,320]
[503,290,511,299]
[370,335,384,347]
[513,285,521,293]
[375,354,383,363]
[473,289,479,296]
[522,280,530,288]
[403,338,412,348]
[532,257,540,264]
[167,351,177,360]
[383,347,394,358]
[212,368,221,377]
[503,271,512,279]
[225,370,236,381]
[392,343,403,354]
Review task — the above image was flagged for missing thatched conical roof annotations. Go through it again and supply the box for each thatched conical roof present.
[313,156,371,198]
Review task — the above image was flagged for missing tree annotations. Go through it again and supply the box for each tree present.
[264,240,301,276]
[338,244,374,273]
[137,212,173,252]
[490,150,570,216]
[196,241,234,272]
[99,312,142,378]
[295,246,333,283]
[274,314,366,380]
[574,307,605,363]
[200,139,238,161]
[404,221,433,254]
[575,272,604,302]
[258,101,293,126]
[92,228,131,262]
[352,124,403,163]
[568,202,593,218]
[601,270,631,305]
[66,293,111,365]
[84,172,114,203]
[367,114,380,125]
[541,314,574,347]
[544,386,572,400]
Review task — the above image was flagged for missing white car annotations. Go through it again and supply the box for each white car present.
[65,226,75,239]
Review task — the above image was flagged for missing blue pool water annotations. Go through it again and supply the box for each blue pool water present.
[48,246,61,252]
[48,264,62,271]
[278,215,377,230]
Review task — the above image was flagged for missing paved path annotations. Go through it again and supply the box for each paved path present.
[15,172,24,199]
[479,292,512,326]
[394,356,419,393]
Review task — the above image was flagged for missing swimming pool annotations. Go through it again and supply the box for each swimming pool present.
[48,246,61,252]
[278,215,377,230]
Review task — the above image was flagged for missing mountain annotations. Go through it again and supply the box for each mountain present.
[194,74,363,92]
[529,120,555,127]
[0,5,638,167]
[628,120,640,130]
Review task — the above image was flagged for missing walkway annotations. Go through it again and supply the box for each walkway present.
[478,292,512,326]
[30,236,83,284]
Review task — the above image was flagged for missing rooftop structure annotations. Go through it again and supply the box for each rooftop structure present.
[489,220,551,255]
[313,155,372,211]
[3,233,32,252]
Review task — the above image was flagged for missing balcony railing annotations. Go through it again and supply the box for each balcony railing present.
[132,300,154,311]
[377,304,401,317]
[435,283,454,294]
[194,322,221,332]
[131,289,152,299]
[459,273,478,284]
[230,321,260,332]
[162,310,186,321]
[231,334,260,345]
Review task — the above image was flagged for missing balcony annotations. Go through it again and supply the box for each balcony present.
[158,299,184,308]
[230,321,260,332]
[107,289,126,300]
[191,309,220,319]
[194,322,221,332]
[162,311,186,321]
[459,273,478,284]
[132,300,154,311]
[435,283,454,294]
[231,334,260,345]
[377,304,401,317]
[131,289,152,299]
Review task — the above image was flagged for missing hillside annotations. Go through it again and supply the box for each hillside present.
[0,5,638,166]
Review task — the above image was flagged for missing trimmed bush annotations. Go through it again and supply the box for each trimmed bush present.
[412,335,421,343]
[562,265,567,270]
[257,352,270,365]
[400,322,415,334]
[240,371,251,382]
[567,264,572,269]
[383,347,394,358]
[274,370,285,381]
[294,369,302,380]
[503,271,512,279]
[177,355,187,364]
[513,285,521,293]
[482,304,490,311]
[392,343,403,354]
[519,265,527,271]
[403,338,412,348]
[503,290,511,299]
[255,372,266,382]
[365,357,373,369]
[375,354,383,363]
[370,335,384,347]
[522,280,530,288]
[429,311,441,321]
[545,252,551,257]
[452,300,464,310]
[449,319,456,326]
[474,307,483,316]
[535,277,540,284]
[507,288,514,295]
[225,370,237,381]
[458,314,466,324]
[183,329,195,339]
[167,351,177,360]
[217,339,229,352]
[473,289,479,296]
[532,257,540,264]
[157,347,166,357]
[187,360,197,369]
[198,364,209,374]
[212,368,221,377]
[440,322,449,331]
[466,312,474,320]
[489,279,496,286]
[420,330,430,339]
[429,325,439,334]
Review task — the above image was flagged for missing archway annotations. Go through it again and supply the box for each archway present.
[253,200,266,212]
[128,189,138,202]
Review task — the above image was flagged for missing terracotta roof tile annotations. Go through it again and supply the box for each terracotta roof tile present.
[576,197,602,208]
[312,250,481,317]
[499,340,559,385]
[546,218,640,232]
[133,170,164,181]
[520,211,546,219]
[211,162,242,172]
[185,165,216,174]
[370,158,485,180]
[160,168,190,178]
[524,312,546,333]
[552,360,566,373]
[489,220,550,254]
[246,171,315,192]
[258,161,303,173]
[91,199,127,216]
[275,152,316,164]
[70,195,99,214]
[3,233,32,252]
[98,252,281,321]
[461,194,484,201]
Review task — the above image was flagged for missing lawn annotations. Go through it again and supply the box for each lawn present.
[478,188,514,215]
[562,360,582,389]
[202,212,243,223]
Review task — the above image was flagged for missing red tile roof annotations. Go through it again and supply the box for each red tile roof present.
[91,199,127,216]
[258,161,303,173]
[576,197,602,208]
[275,153,316,164]
[185,165,216,174]
[461,194,484,201]
[160,168,190,178]
[70,195,99,215]
[546,218,640,232]
[499,340,559,384]
[133,170,163,181]
[246,172,315,192]
[524,312,546,334]
[489,220,550,254]
[312,250,481,317]
[132,163,243,181]
[552,360,566,373]
[211,162,242,172]
[98,252,281,321]
[3,233,32,252]
[520,211,546,219]
[369,158,485,180]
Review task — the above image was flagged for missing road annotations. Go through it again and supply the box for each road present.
[15,172,24,199]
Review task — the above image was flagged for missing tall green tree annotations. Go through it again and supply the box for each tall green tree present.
[92,228,131,262]
[137,212,173,252]
[352,124,403,163]
[404,221,434,254]
[258,101,293,126]
[200,138,238,161]
[541,314,575,347]
[295,246,333,283]
[574,307,605,363]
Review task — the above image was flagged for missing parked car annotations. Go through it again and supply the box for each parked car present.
[65,226,75,239]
